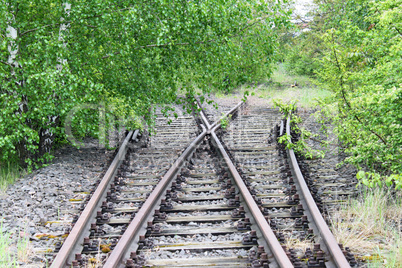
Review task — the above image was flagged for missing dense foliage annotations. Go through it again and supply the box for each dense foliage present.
[284,0,402,188]
[0,1,290,168]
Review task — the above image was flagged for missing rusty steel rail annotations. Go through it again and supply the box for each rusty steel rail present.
[206,116,294,268]
[197,101,293,267]
[194,98,212,130]
[104,125,208,268]
[210,130,294,268]
[209,101,244,130]
[51,130,138,268]
[284,116,351,268]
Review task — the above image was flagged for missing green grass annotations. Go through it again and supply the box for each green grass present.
[0,163,29,266]
[0,221,30,267]
[330,188,402,267]
[238,63,332,108]
[0,161,25,193]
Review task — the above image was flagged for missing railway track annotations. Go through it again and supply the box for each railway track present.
[49,101,357,267]
[295,111,358,216]
[218,105,356,267]
[50,107,199,267]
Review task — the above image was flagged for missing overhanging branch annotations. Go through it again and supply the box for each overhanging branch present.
[330,33,387,145]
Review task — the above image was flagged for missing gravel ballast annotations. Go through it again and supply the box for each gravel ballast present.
[0,138,117,267]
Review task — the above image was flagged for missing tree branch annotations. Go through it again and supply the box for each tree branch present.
[20,6,132,36]
[330,33,387,145]
[99,17,267,61]
[0,60,11,66]
[21,23,62,36]
[394,26,402,37]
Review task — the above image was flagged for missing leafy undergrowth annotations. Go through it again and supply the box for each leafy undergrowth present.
[330,188,402,267]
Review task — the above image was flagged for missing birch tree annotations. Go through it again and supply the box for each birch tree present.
[0,0,290,167]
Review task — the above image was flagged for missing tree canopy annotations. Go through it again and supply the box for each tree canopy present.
[283,0,402,188]
[0,0,291,167]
